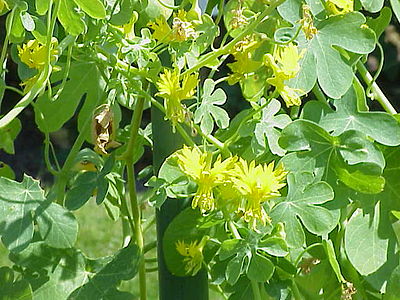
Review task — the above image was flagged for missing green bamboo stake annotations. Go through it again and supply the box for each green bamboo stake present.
[151,99,209,300]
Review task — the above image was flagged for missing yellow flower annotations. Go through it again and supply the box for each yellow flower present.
[148,16,173,42]
[300,5,318,40]
[230,6,248,29]
[175,146,236,213]
[227,36,262,85]
[265,43,305,107]
[156,69,198,128]
[20,74,39,93]
[271,43,303,80]
[172,10,198,42]
[175,236,209,276]
[0,0,9,12]
[279,85,304,106]
[17,38,58,70]
[326,0,353,15]
[232,159,287,228]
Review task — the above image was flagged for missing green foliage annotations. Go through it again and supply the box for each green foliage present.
[271,172,336,248]
[0,0,400,298]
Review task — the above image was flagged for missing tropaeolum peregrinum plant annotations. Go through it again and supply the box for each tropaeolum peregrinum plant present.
[0,0,400,298]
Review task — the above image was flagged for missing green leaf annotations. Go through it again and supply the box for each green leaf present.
[194,79,229,135]
[65,172,97,210]
[96,154,115,205]
[33,250,88,299]
[145,176,168,208]
[68,244,140,299]
[0,267,14,285]
[57,0,86,36]
[35,0,50,15]
[73,0,106,19]
[195,15,220,54]
[257,237,288,257]
[31,16,47,44]
[367,7,392,38]
[270,172,336,248]
[110,0,135,26]
[219,238,248,260]
[36,202,78,249]
[253,99,291,156]
[391,0,400,24]
[285,12,376,98]
[385,265,400,300]
[246,253,274,282]
[345,202,389,275]
[158,155,196,198]
[35,62,105,135]
[279,119,386,194]
[0,279,32,300]
[9,241,61,270]
[20,12,35,31]
[7,3,27,43]
[360,0,384,12]
[294,260,338,298]
[226,254,246,285]
[163,208,207,277]
[225,277,254,300]
[302,87,400,146]
[322,239,345,283]
[0,118,21,154]
[27,244,140,299]
[0,175,45,252]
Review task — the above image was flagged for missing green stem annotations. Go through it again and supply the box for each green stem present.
[181,0,285,77]
[145,257,158,263]
[147,95,196,147]
[54,112,92,202]
[290,105,300,119]
[228,221,241,239]
[4,85,24,96]
[127,162,147,300]
[356,61,397,114]
[215,0,225,27]
[192,122,226,152]
[44,131,59,175]
[122,92,147,300]
[365,42,384,99]
[144,240,157,254]
[145,266,159,272]
[0,8,15,76]
[294,243,323,267]
[251,280,262,300]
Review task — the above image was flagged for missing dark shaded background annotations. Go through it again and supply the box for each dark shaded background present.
[1,13,400,184]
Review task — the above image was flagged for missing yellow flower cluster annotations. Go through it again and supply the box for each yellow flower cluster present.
[175,146,287,228]
[227,35,262,85]
[326,0,353,15]
[17,38,59,92]
[175,236,209,276]
[156,69,198,129]
[265,43,305,107]
[148,10,198,43]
